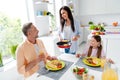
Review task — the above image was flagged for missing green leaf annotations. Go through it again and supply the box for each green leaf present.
[88,21,94,25]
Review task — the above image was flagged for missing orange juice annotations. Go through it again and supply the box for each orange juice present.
[102,68,118,80]
[39,50,44,55]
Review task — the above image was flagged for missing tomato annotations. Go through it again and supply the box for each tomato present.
[80,68,85,72]
[57,63,62,68]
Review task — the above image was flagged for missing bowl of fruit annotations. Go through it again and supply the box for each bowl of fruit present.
[72,66,88,79]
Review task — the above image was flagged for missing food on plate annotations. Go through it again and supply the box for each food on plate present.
[47,60,62,69]
[83,57,101,67]
[63,44,69,46]
[86,57,99,65]
[62,40,69,42]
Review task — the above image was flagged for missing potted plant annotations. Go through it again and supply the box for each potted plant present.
[10,44,18,59]
[0,52,3,67]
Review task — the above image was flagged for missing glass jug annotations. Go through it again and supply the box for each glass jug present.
[102,62,119,80]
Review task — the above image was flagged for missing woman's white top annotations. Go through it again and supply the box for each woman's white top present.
[59,20,81,53]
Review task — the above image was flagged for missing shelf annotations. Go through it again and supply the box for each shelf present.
[36,15,49,18]
[35,1,54,5]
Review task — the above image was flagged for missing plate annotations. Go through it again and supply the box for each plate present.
[82,57,101,67]
[45,60,65,71]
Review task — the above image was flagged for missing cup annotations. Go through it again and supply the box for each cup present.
[39,50,44,55]
[39,50,45,63]
[100,58,106,69]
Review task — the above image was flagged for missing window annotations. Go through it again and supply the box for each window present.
[0,0,26,65]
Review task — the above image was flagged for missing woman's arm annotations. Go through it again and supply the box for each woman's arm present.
[72,20,81,41]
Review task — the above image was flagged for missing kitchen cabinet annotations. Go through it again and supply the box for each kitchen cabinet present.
[79,0,120,15]
[106,39,120,64]
[84,27,91,42]
[62,0,79,17]
[102,35,120,67]
[26,0,55,36]
[78,27,84,45]
[105,27,120,33]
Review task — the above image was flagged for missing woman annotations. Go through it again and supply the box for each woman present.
[59,6,80,54]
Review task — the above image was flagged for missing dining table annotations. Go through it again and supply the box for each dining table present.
[26,53,120,80]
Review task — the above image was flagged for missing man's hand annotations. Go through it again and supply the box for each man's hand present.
[51,56,58,60]
[47,56,57,61]
[37,53,45,62]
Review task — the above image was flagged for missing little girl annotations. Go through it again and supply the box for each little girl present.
[76,35,114,63]
[77,35,105,58]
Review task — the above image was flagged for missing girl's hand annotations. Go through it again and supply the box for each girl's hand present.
[76,53,81,58]
[107,58,114,64]
[81,54,86,57]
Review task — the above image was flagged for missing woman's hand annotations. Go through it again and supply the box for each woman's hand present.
[72,35,80,41]
[107,58,114,64]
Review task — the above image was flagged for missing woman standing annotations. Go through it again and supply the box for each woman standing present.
[59,6,80,54]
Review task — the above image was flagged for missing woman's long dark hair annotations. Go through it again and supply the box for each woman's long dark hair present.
[59,6,75,32]
[87,35,102,58]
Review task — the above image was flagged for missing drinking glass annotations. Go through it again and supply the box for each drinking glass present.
[100,58,106,69]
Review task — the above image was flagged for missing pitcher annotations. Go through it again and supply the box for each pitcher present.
[102,62,119,80]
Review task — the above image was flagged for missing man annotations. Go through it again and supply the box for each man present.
[16,22,57,78]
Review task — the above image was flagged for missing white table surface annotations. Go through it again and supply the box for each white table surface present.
[26,54,120,80]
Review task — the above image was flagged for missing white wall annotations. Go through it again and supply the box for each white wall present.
[79,14,120,26]
[73,0,120,26]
